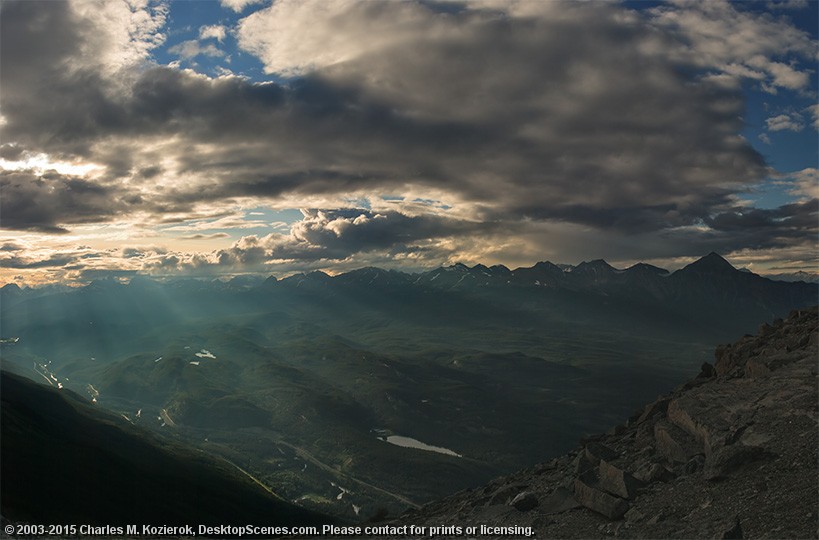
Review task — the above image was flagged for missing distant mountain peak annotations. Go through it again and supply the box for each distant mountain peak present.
[575,259,616,272]
[584,259,613,266]
[682,252,736,273]
[625,263,669,275]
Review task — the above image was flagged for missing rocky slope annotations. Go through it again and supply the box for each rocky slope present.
[396,307,818,538]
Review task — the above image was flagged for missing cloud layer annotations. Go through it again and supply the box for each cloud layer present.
[1,0,816,283]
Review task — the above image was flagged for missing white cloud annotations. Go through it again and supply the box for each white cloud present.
[220,0,265,13]
[806,104,819,130]
[649,0,816,92]
[69,0,168,76]
[168,40,225,60]
[199,24,227,42]
[783,168,819,200]
[766,113,805,132]
[758,133,772,145]
[236,0,440,76]
[767,0,809,9]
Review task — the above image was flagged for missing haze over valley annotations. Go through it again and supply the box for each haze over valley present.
[2,254,815,518]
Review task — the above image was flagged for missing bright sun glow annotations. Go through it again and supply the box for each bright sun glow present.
[0,153,101,177]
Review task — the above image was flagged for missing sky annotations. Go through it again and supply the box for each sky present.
[1,0,817,286]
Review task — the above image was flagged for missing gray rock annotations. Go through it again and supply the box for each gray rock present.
[510,491,538,512]
[598,460,643,499]
[541,486,582,514]
[573,451,598,478]
[705,445,768,481]
[698,362,716,378]
[624,506,645,523]
[607,424,627,436]
[586,442,618,462]
[646,513,664,525]
[633,462,675,483]
[654,419,699,463]
[744,358,771,378]
[636,397,670,424]
[715,516,743,539]
[574,478,629,520]
[488,483,527,505]
[684,454,706,474]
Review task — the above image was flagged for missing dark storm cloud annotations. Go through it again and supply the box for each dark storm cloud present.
[0,170,132,233]
[705,199,819,242]
[0,1,122,156]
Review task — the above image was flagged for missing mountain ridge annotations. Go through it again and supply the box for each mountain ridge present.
[3,253,816,292]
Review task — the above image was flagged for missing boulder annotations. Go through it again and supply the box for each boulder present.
[667,399,713,455]
[654,419,699,463]
[573,451,598,478]
[586,442,618,462]
[540,487,581,514]
[698,362,716,378]
[704,444,768,481]
[597,460,643,499]
[624,506,645,523]
[636,397,670,424]
[744,358,771,378]
[574,478,629,520]
[684,454,706,474]
[488,483,527,505]
[715,515,743,539]
[633,462,675,483]
[510,492,538,512]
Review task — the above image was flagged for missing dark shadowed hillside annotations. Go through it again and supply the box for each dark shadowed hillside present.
[0,371,331,529]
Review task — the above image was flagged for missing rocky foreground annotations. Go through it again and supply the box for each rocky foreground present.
[396,308,818,539]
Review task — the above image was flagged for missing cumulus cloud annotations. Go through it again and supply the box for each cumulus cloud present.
[220,0,265,13]
[782,168,819,200]
[648,0,816,93]
[211,209,487,265]
[199,24,227,42]
[237,0,438,77]
[766,113,805,131]
[766,0,809,10]
[168,40,224,60]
